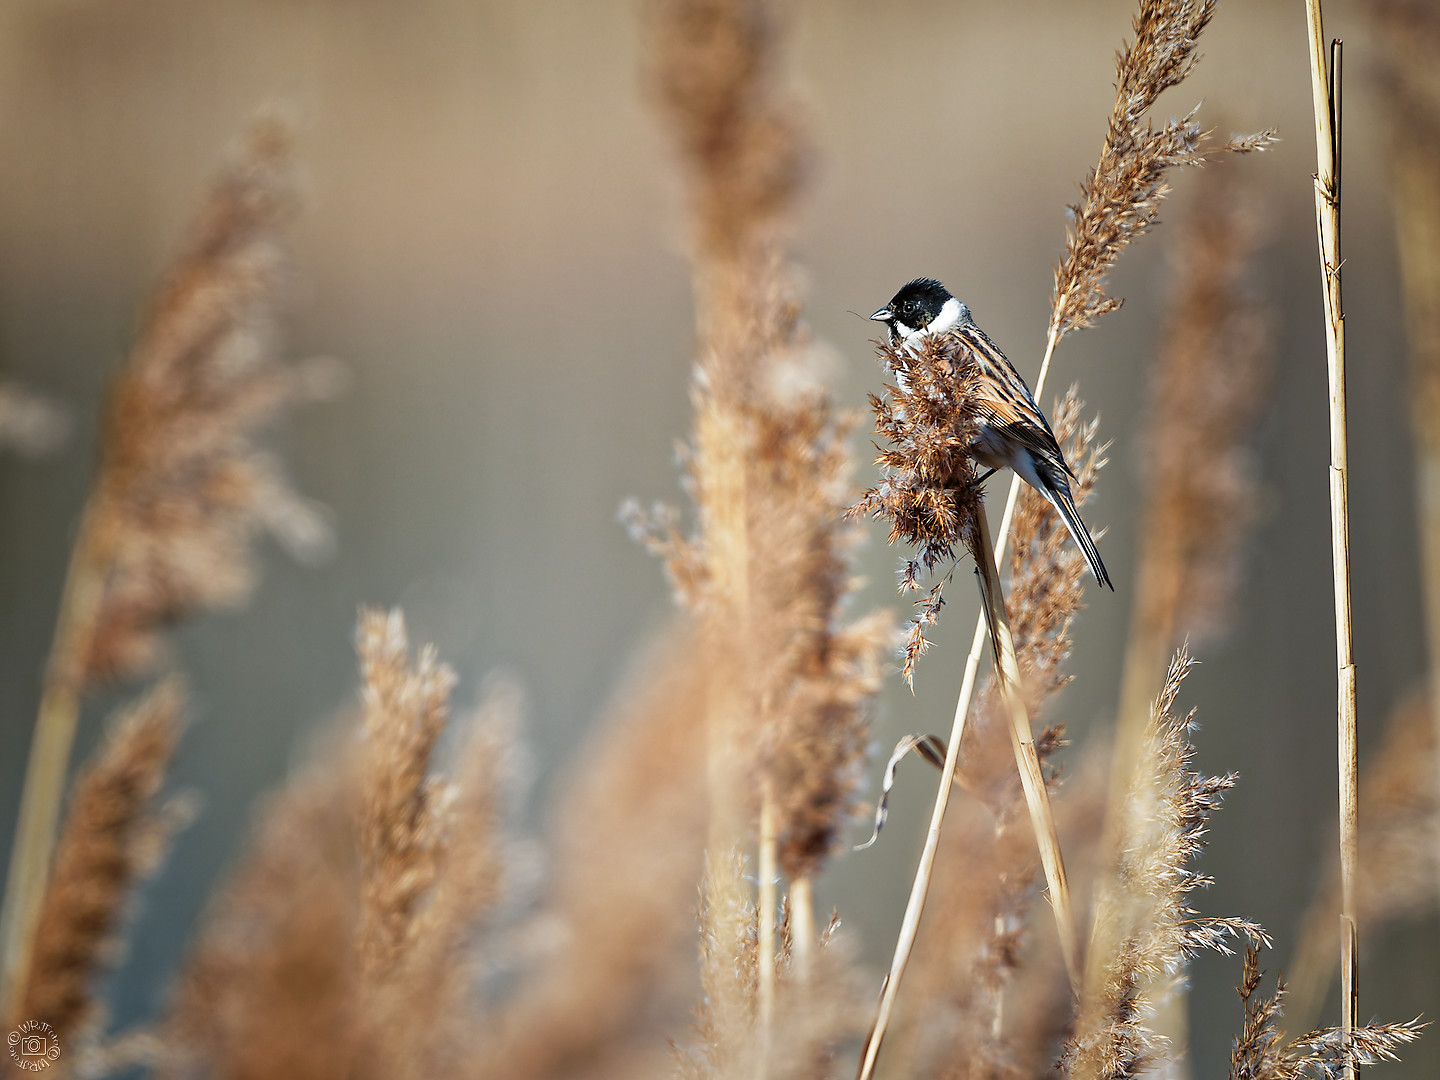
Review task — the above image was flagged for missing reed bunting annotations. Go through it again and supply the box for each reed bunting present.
[871,277,1113,590]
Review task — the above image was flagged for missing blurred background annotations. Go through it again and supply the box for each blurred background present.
[0,0,1434,1075]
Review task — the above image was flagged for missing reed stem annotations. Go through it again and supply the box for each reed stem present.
[970,501,1080,992]
[0,494,110,1019]
[757,788,778,1036]
[790,875,814,981]
[1302,4,1356,1071]
[855,494,1078,1080]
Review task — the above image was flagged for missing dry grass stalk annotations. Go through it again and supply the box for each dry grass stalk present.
[943,0,1275,855]
[1285,693,1438,1035]
[1069,650,1267,1080]
[0,117,332,1016]
[481,625,709,1080]
[1301,4,1357,1066]
[163,609,518,1080]
[15,681,185,1041]
[1228,944,1424,1080]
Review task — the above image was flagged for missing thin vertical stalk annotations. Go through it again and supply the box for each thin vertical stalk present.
[0,495,110,1019]
[790,876,814,981]
[757,788,778,1035]
[1302,2,1356,1070]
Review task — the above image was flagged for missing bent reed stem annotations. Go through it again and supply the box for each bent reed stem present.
[855,491,1078,1080]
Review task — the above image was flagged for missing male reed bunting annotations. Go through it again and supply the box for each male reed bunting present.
[870,277,1113,590]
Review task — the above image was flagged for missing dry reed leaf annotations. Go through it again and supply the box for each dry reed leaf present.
[1069,650,1267,1080]
[18,681,186,1039]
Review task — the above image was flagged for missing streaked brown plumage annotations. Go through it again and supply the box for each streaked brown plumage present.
[871,278,1113,590]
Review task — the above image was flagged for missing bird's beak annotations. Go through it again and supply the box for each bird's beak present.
[870,308,893,322]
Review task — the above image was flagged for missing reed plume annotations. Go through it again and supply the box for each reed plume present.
[1,117,333,1016]
[639,0,885,1031]
[1069,650,1266,1080]
[16,680,186,1041]
[1228,945,1424,1080]
[163,609,518,1080]
[480,626,710,1080]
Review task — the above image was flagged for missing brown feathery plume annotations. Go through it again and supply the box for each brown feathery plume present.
[1285,693,1438,1034]
[943,0,1276,877]
[477,625,710,1080]
[674,849,864,1080]
[1046,0,1274,352]
[163,610,519,1080]
[639,0,885,1023]
[0,382,69,457]
[1228,944,1424,1080]
[878,393,1105,1078]
[1068,650,1268,1080]
[354,607,459,979]
[1,116,334,1015]
[16,681,185,1044]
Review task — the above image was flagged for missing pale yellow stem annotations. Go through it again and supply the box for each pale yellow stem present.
[758,789,778,1035]
[1303,5,1357,1071]
[0,496,110,1019]
[790,875,814,981]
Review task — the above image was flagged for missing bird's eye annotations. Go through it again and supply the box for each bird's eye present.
[903,300,917,313]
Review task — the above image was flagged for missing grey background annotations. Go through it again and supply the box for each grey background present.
[0,0,1434,1075]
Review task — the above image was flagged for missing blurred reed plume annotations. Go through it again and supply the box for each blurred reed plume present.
[14,681,186,1044]
[0,382,70,457]
[637,0,886,1037]
[480,626,709,1080]
[163,609,518,1080]
[0,116,334,1017]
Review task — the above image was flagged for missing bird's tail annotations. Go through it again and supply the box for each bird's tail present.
[1045,483,1113,591]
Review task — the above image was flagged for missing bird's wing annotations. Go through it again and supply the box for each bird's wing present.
[957,325,1075,478]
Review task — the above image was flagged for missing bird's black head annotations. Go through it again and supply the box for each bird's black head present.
[870,278,960,343]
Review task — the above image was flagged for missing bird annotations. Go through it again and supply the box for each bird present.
[870,277,1113,590]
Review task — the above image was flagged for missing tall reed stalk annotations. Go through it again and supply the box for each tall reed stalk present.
[1302,3,1356,1069]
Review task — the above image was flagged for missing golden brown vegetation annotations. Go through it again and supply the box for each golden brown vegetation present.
[2,0,1434,1079]
[0,117,333,1018]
